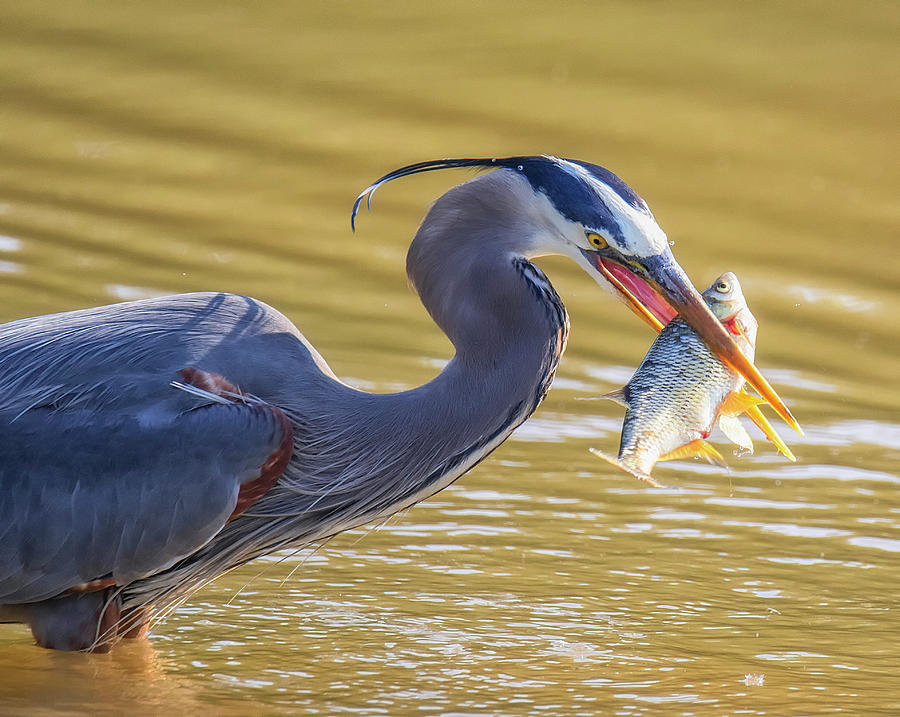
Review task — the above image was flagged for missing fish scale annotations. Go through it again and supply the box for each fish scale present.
[592,272,762,485]
[618,315,748,478]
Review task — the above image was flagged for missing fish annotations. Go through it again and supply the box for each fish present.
[590,271,793,486]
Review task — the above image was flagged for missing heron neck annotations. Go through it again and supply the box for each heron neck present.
[282,250,568,531]
[254,168,570,541]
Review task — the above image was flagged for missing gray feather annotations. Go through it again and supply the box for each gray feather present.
[3,160,686,651]
[0,398,289,603]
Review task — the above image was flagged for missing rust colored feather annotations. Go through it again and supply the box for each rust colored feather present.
[229,407,294,521]
[64,576,116,594]
[177,367,294,521]
[177,367,243,396]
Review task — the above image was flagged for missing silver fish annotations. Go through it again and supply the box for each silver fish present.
[591,271,764,485]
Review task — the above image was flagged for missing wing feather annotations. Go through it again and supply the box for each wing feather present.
[0,398,292,604]
[0,292,326,605]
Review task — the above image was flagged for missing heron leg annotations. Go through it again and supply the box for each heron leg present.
[22,588,122,653]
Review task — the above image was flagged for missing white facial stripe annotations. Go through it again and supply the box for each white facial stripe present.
[549,157,670,258]
[516,179,584,258]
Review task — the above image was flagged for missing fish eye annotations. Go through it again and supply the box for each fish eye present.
[586,232,608,250]
[716,281,730,293]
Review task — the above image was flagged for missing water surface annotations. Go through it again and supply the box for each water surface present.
[0,1,898,714]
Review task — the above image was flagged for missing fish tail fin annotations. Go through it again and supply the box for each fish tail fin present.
[598,387,628,407]
[658,439,728,469]
[589,448,665,488]
[589,447,623,470]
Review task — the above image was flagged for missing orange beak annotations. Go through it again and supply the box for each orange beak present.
[594,252,803,436]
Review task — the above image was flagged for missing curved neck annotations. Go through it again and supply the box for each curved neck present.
[285,174,571,527]
[285,262,567,533]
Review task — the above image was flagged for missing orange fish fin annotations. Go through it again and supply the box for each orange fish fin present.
[720,389,765,417]
[659,439,728,469]
[589,448,664,488]
[598,387,628,407]
[743,404,797,462]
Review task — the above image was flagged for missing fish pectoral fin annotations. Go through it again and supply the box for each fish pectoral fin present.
[718,415,754,453]
[742,404,797,462]
[720,389,766,417]
[597,387,628,407]
[589,448,665,488]
[658,439,728,469]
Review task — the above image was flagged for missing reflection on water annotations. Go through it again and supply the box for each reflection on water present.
[0,0,898,714]
[0,639,210,717]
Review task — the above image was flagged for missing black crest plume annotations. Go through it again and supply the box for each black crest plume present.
[351,157,540,230]
[350,155,646,231]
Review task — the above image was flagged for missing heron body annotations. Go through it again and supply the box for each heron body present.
[0,156,797,651]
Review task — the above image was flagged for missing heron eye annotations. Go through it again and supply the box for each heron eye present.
[716,281,730,292]
[586,232,608,250]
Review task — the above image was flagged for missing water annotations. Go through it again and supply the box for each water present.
[0,1,898,714]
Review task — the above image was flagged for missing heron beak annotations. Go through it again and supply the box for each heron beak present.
[593,251,803,435]
[593,255,676,330]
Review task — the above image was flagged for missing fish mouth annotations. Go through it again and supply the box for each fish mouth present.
[593,252,803,435]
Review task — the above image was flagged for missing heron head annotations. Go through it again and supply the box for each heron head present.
[352,155,800,433]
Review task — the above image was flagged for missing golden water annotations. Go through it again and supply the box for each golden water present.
[0,1,897,714]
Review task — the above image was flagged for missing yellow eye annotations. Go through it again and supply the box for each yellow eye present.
[716,281,730,292]
[587,232,608,250]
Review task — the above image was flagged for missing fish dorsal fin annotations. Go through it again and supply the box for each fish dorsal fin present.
[720,389,765,417]
[718,415,754,453]
[742,403,797,462]
[658,439,728,469]
[598,387,628,407]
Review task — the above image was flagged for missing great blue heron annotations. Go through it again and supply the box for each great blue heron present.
[0,156,798,652]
